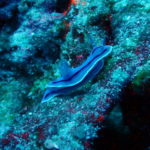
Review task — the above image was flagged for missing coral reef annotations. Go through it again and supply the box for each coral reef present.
[0,0,149,149]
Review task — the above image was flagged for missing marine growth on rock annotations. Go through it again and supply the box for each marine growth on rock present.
[0,0,149,150]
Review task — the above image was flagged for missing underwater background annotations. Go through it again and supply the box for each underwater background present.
[0,0,150,149]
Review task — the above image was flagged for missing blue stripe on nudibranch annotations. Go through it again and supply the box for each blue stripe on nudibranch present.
[42,45,112,103]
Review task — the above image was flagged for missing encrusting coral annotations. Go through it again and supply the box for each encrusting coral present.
[0,0,149,149]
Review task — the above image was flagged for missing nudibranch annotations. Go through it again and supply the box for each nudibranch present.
[42,45,112,103]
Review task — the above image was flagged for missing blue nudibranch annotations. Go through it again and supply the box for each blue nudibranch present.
[42,45,112,103]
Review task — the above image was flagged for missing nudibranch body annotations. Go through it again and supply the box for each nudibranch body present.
[42,45,112,103]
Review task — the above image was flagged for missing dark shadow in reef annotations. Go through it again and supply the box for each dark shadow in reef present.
[91,80,150,150]
[55,0,70,13]
[0,0,20,30]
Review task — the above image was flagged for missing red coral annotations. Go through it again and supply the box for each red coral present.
[1,139,10,145]
[95,115,104,122]
[37,127,45,140]
[22,132,29,140]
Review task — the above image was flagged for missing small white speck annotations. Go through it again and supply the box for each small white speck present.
[127,16,131,20]
[28,112,32,115]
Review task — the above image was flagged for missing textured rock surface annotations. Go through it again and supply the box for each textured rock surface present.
[0,0,149,149]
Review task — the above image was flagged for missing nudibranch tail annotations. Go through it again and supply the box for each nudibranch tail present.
[42,88,58,103]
